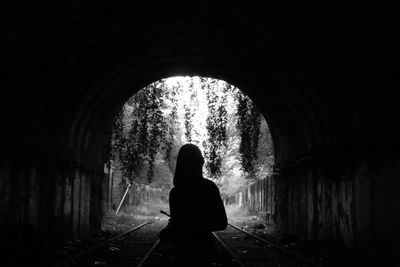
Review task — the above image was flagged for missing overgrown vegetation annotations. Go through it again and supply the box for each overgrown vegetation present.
[108,76,274,197]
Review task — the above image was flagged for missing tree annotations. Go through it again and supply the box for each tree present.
[111,81,168,183]
[235,92,262,178]
[109,76,274,196]
[203,78,228,178]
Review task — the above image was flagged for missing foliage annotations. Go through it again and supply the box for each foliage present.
[203,78,229,178]
[109,76,274,196]
[235,92,261,177]
[163,86,178,163]
[111,81,167,183]
[109,107,125,162]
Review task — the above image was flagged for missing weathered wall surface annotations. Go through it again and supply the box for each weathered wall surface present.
[226,143,400,253]
[276,146,400,251]
[0,148,103,263]
[224,176,276,221]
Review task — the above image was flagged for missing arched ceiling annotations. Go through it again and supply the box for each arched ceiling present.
[1,2,395,171]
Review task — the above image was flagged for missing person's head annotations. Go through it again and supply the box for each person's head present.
[173,143,204,187]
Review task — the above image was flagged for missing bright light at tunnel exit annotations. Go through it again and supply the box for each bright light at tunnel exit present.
[116,75,274,191]
[162,76,237,155]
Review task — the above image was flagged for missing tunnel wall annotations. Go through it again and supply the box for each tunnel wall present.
[225,137,400,251]
[276,140,400,251]
[224,176,276,222]
[0,148,103,263]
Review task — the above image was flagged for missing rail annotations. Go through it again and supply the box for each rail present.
[228,222,321,267]
[136,239,161,267]
[212,232,246,267]
[55,221,153,266]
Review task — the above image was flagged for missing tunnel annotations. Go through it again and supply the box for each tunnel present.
[1,2,397,265]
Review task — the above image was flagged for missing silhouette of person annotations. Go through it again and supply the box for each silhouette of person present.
[160,144,227,267]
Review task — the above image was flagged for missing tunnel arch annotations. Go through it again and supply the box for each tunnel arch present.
[5,3,387,173]
[65,54,326,174]
[7,4,338,173]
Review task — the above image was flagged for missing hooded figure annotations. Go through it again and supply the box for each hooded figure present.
[160,144,227,266]
[173,143,205,188]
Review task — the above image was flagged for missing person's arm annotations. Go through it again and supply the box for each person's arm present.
[209,184,228,231]
[159,188,177,242]
[168,188,178,229]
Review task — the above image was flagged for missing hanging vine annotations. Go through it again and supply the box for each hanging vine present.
[109,76,272,189]
[204,78,228,178]
[184,104,193,143]
[146,81,167,182]
[113,81,168,183]
[235,92,261,177]
[163,84,178,162]
[183,80,198,143]
[109,107,125,161]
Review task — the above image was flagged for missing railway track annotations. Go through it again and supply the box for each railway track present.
[55,220,320,267]
[54,220,169,267]
[212,223,321,267]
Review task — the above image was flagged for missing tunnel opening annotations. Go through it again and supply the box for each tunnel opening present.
[102,76,275,233]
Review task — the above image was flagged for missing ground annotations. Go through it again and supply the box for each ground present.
[226,205,356,267]
[55,204,357,266]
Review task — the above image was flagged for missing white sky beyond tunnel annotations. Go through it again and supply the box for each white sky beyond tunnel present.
[121,76,273,192]
[163,76,237,154]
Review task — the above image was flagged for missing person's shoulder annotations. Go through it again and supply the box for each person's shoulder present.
[201,178,219,191]
[169,187,177,195]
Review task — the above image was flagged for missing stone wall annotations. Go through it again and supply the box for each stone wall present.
[0,147,103,264]
[277,149,400,251]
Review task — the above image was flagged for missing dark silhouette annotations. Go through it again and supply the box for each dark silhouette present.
[160,144,227,266]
